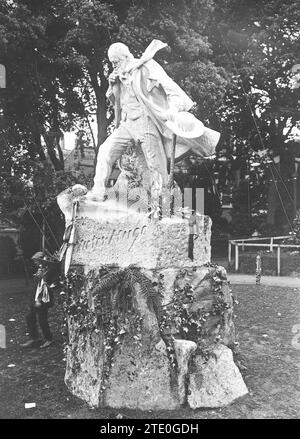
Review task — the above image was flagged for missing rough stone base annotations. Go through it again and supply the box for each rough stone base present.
[104,338,196,410]
[64,264,244,410]
[64,328,197,410]
[188,344,248,409]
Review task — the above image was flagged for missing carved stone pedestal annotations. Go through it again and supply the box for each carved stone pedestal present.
[59,192,247,410]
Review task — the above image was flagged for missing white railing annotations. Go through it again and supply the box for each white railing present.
[228,235,300,275]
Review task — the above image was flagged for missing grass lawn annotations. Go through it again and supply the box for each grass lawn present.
[0,281,300,419]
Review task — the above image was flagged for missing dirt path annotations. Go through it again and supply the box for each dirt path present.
[0,283,300,418]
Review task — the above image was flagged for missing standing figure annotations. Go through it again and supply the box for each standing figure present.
[88,39,220,201]
[20,252,60,349]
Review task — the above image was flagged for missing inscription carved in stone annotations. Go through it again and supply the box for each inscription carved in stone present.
[77,224,148,253]
[72,216,211,270]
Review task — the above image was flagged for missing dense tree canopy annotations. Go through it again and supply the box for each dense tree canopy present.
[118,0,228,126]
[209,0,300,234]
[0,0,299,242]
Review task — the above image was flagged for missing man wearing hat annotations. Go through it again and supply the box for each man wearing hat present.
[88,39,220,201]
[20,252,60,348]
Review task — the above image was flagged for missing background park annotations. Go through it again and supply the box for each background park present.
[0,0,300,419]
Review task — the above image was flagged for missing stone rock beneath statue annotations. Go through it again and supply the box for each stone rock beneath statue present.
[188,344,248,409]
[65,318,197,410]
[104,338,196,410]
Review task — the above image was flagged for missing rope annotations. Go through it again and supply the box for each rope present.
[266,160,294,204]
[245,145,294,204]
[31,195,60,249]
[267,162,294,232]
[23,202,56,254]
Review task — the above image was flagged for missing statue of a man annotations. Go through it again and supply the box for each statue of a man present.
[88,39,220,200]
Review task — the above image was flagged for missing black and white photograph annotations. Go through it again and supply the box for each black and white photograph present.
[0,0,299,424]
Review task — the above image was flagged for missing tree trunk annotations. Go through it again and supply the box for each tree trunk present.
[89,69,108,149]
[89,62,109,176]
[40,127,64,171]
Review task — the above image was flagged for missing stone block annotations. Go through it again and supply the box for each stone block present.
[188,344,248,409]
[104,338,196,410]
[71,215,211,270]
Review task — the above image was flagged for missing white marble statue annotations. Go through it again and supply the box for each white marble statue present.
[88,39,220,201]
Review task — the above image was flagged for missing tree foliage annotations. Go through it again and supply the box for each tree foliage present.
[0,0,299,240]
[209,0,300,234]
[118,0,228,125]
[0,0,87,171]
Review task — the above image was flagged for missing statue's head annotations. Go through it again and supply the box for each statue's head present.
[108,42,133,71]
